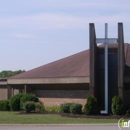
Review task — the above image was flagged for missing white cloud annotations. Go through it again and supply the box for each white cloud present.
[10,32,35,39]
[0,12,130,31]
[35,0,130,12]
[72,1,130,8]
[0,13,87,30]
[28,0,130,9]
[1,0,130,29]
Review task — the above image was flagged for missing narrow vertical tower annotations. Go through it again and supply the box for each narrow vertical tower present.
[118,23,125,100]
[89,23,97,96]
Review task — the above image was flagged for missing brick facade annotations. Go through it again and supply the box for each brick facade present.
[34,90,89,106]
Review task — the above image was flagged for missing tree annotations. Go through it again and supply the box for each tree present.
[0,70,25,78]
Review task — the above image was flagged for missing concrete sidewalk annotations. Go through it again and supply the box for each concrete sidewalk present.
[0,124,119,130]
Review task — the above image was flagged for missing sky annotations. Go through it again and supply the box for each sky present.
[0,0,130,71]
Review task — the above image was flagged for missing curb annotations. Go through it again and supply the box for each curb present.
[0,123,117,126]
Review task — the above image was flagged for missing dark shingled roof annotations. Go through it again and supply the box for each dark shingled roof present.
[9,49,90,79]
[9,43,130,79]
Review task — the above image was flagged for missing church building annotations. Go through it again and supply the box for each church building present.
[0,23,130,112]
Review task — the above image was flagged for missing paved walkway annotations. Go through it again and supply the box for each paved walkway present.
[0,124,121,130]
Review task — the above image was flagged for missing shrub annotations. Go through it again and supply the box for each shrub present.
[70,103,82,114]
[9,94,23,111]
[45,106,60,112]
[84,95,98,115]
[60,103,74,113]
[20,93,38,109]
[35,102,45,112]
[111,96,123,115]
[0,100,10,111]
[23,101,35,113]
[126,110,130,117]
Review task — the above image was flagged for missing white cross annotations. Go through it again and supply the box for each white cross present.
[96,23,117,114]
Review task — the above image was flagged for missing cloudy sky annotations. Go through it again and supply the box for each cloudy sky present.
[0,0,130,71]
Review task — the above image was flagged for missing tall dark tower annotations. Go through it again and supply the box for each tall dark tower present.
[89,23,124,113]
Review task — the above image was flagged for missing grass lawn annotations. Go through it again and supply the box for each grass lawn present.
[0,111,119,124]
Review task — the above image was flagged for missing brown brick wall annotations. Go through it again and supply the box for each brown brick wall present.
[38,98,86,107]
[34,90,89,106]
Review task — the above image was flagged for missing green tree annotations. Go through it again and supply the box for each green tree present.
[0,70,25,78]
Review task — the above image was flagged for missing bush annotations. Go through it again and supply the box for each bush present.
[84,95,98,115]
[0,100,10,111]
[60,103,74,113]
[126,110,130,117]
[23,101,35,113]
[35,102,45,112]
[9,94,23,111]
[20,93,38,109]
[111,96,123,115]
[70,103,82,114]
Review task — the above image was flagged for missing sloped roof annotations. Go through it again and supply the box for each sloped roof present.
[9,49,90,79]
[9,43,130,79]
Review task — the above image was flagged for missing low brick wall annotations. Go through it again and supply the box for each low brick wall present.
[38,98,86,107]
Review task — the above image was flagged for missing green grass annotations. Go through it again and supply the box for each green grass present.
[45,106,61,112]
[0,111,118,124]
